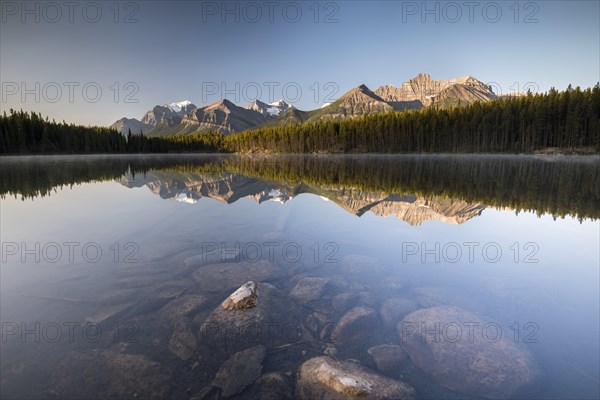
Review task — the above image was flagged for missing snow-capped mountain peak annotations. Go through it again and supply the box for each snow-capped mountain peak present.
[268,99,286,107]
[245,99,290,118]
[167,100,194,113]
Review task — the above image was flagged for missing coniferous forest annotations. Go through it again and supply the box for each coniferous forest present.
[1,85,599,155]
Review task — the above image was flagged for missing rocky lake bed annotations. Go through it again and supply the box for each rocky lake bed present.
[3,250,540,400]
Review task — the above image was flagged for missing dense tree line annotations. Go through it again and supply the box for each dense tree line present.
[0,110,127,154]
[225,85,600,153]
[1,84,599,154]
[125,130,223,153]
[0,110,221,154]
[0,155,131,199]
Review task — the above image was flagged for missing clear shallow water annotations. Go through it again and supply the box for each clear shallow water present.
[1,154,599,399]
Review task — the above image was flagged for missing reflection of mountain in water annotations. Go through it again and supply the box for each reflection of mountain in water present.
[4,155,596,220]
[121,172,292,205]
[324,188,486,225]
[120,172,485,225]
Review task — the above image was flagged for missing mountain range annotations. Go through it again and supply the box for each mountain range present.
[110,73,498,136]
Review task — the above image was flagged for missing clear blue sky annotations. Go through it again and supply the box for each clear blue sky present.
[1,0,598,126]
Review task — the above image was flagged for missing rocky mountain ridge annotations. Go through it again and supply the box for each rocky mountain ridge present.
[109,74,498,136]
[374,73,496,108]
[246,99,293,117]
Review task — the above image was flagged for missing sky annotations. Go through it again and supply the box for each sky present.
[1,0,599,126]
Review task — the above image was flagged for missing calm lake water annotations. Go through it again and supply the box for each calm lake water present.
[1,154,599,400]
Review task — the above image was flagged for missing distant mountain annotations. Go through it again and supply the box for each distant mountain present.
[109,100,195,135]
[109,118,151,135]
[258,75,496,129]
[166,100,195,113]
[141,105,181,127]
[109,74,498,136]
[177,99,268,135]
[142,101,196,127]
[246,99,292,117]
[255,84,395,128]
[303,84,395,121]
[375,73,496,109]
[111,99,268,137]
[256,107,311,128]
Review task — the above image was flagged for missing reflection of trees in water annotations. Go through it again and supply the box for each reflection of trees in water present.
[0,156,131,200]
[1,155,598,220]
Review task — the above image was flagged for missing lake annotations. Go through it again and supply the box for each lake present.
[1,154,599,400]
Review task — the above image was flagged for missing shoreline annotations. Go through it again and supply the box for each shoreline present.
[1,148,599,158]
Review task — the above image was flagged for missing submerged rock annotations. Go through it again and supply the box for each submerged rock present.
[168,318,197,361]
[379,298,418,328]
[331,307,378,344]
[158,294,208,327]
[410,287,480,312]
[84,302,136,327]
[199,282,301,354]
[150,280,190,299]
[192,261,285,292]
[323,343,338,357]
[296,356,415,399]
[382,276,404,291]
[332,292,375,315]
[49,350,171,399]
[222,281,257,310]
[289,277,330,305]
[254,372,294,400]
[97,288,139,306]
[112,281,194,322]
[212,345,266,397]
[115,275,163,289]
[184,247,241,268]
[398,305,537,399]
[367,345,408,377]
[331,292,356,314]
[342,254,380,274]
